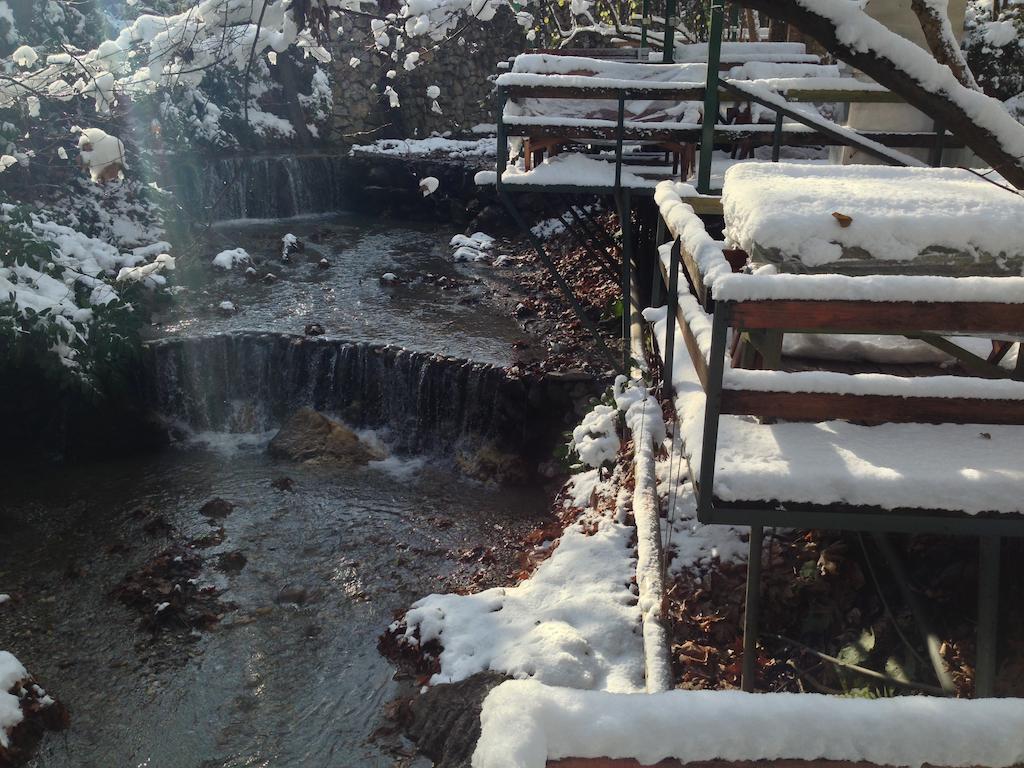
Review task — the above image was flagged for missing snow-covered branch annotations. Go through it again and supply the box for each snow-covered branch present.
[738,0,1024,189]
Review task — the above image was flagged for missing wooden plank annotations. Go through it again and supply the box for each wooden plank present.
[728,300,1024,334]
[781,88,903,104]
[703,497,1024,536]
[720,388,1024,425]
[503,122,963,149]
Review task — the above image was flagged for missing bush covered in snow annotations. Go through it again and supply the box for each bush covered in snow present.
[964,0,1024,107]
[0,198,168,383]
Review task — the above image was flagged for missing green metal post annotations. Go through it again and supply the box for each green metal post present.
[640,0,650,50]
[697,304,728,521]
[663,237,681,397]
[697,3,724,194]
[650,217,667,306]
[741,524,764,692]
[663,0,677,63]
[618,191,634,374]
[495,87,509,191]
[929,120,946,167]
[771,111,783,162]
[976,536,1000,697]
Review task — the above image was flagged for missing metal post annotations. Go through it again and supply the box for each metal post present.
[771,111,784,162]
[663,0,677,63]
[663,237,681,396]
[697,303,728,520]
[640,0,650,50]
[615,96,625,191]
[741,524,764,692]
[929,121,946,168]
[697,3,724,194]
[495,87,509,190]
[618,191,633,374]
[650,217,667,306]
[976,536,1000,697]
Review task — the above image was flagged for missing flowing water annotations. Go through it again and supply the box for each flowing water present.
[1,200,568,766]
[0,442,548,767]
[157,213,526,366]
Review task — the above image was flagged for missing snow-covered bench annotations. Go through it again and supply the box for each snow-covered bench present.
[650,164,1024,695]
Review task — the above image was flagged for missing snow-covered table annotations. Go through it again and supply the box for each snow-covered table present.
[652,168,1024,695]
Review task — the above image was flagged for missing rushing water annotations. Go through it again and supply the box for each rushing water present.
[0,441,548,767]
[155,214,525,366]
[1,206,565,766]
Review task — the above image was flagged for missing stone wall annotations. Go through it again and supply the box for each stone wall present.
[328,8,525,142]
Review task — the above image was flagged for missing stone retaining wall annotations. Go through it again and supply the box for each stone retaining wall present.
[328,7,524,141]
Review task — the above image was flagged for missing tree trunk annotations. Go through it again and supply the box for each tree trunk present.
[737,0,1024,189]
[909,0,979,90]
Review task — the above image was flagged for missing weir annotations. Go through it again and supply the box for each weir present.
[145,332,591,465]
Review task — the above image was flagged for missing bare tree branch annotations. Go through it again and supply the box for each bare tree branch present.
[738,0,1024,189]
[909,0,979,90]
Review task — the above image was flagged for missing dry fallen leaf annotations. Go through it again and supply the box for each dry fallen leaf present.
[832,211,853,228]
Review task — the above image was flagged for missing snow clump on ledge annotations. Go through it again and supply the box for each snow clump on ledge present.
[212,248,251,270]
[473,680,1024,768]
[0,651,27,748]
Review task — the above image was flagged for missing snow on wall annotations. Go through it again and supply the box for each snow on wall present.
[473,680,1024,768]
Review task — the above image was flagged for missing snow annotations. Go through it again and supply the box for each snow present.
[397,396,647,693]
[656,179,1024,303]
[621,382,672,691]
[349,137,496,158]
[77,128,126,182]
[11,44,36,67]
[571,403,619,468]
[494,153,664,190]
[473,681,1024,768]
[0,651,27,749]
[419,176,439,196]
[450,232,494,262]
[211,248,251,270]
[723,163,1024,269]
[644,305,1024,515]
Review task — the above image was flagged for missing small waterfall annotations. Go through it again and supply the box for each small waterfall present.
[168,154,349,220]
[145,333,587,463]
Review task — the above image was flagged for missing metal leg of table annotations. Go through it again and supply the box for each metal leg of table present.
[741,524,764,692]
[976,536,1000,697]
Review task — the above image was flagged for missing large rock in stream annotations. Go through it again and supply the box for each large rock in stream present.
[407,672,507,768]
[267,408,384,465]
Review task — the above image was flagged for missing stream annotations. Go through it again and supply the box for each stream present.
[0,203,562,767]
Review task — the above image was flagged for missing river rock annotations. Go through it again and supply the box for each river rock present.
[455,442,531,485]
[267,408,384,465]
[406,672,507,768]
[200,498,235,518]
